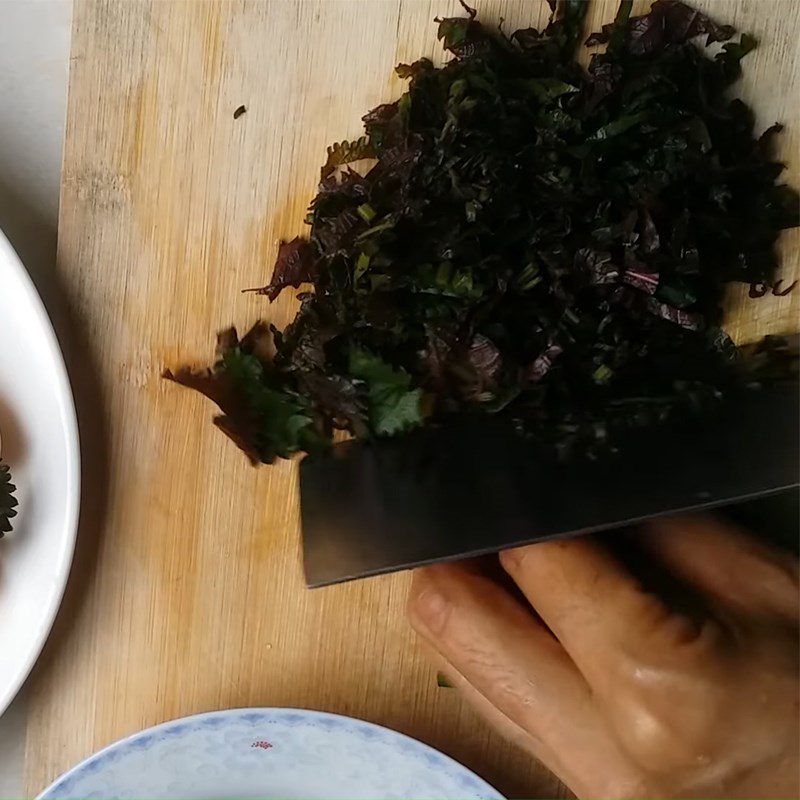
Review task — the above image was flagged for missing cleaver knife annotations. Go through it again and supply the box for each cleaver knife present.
[300,383,799,587]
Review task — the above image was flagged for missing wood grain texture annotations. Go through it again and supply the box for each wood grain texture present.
[22,1,798,797]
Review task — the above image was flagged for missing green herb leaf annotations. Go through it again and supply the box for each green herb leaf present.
[349,348,424,436]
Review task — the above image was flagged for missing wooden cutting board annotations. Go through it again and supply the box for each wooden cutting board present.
[22,1,798,796]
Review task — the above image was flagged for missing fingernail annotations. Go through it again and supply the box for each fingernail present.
[408,579,451,637]
[499,546,523,569]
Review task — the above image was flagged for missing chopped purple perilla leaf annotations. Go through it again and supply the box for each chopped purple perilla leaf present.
[244,237,318,301]
[169,0,798,464]
[645,299,703,331]
[623,268,660,295]
[526,344,564,383]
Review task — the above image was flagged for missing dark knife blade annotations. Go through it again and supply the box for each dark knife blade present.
[300,384,799,588]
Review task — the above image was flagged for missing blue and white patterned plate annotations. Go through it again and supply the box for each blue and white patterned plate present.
[38,707,504,799]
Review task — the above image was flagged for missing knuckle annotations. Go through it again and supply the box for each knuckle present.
[612,664,723,772]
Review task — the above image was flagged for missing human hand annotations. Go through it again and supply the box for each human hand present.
[407,516,799,799]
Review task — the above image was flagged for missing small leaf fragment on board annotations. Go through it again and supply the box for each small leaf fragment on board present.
[436,672,456,689]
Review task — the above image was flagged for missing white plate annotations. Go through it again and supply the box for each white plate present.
[38,707,504,799]
[0,228,80,716]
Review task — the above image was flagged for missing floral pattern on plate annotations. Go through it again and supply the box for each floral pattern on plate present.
[39,707,504,800]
